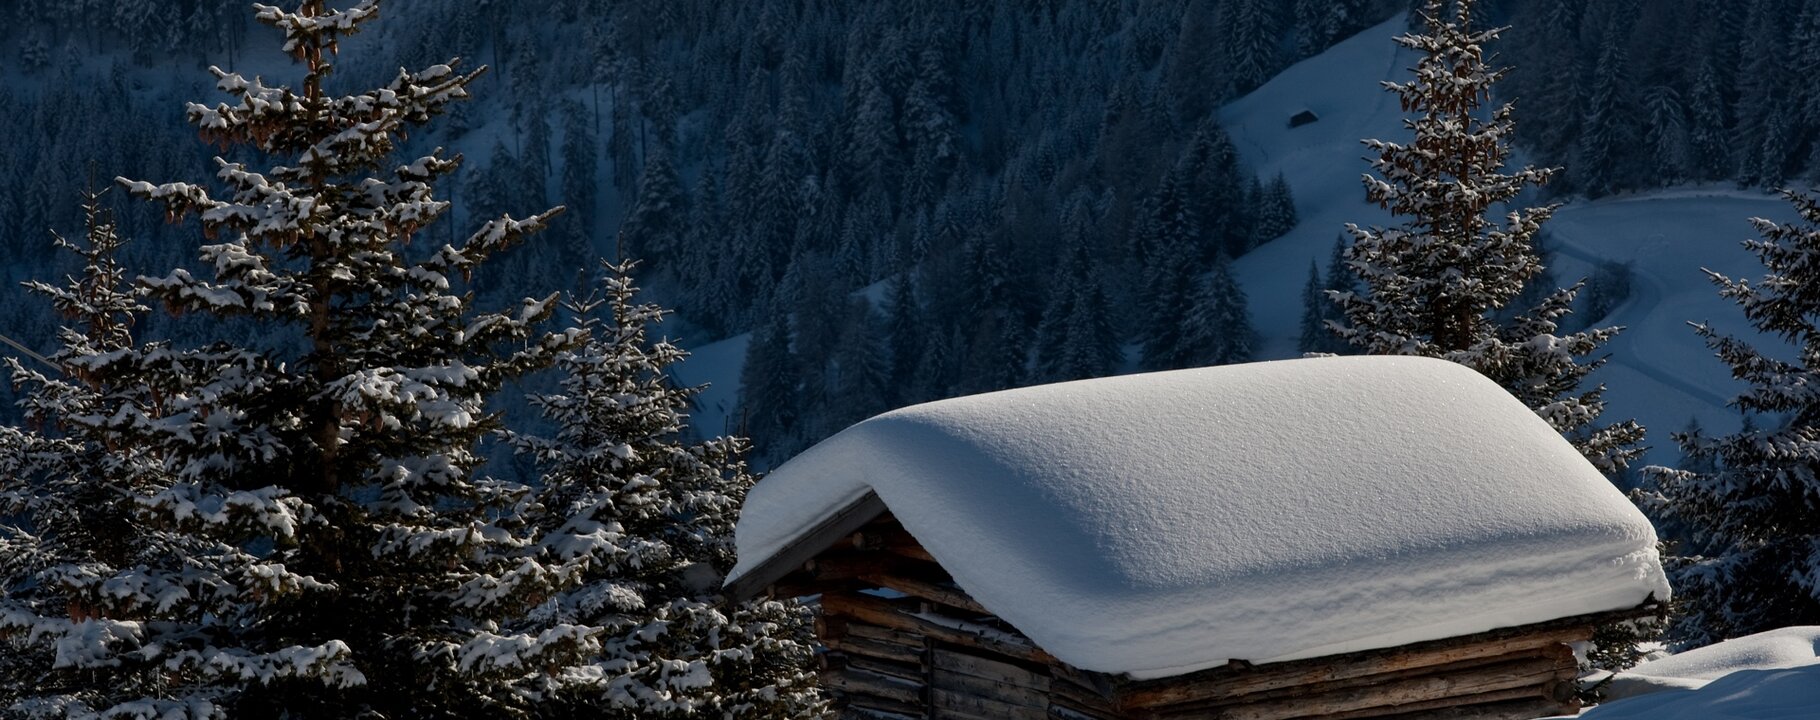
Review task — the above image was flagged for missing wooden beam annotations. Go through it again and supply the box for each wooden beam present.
[932,648,1050,690]
[1121,630,1584,709]
[726,491,887,600]
[822,591,1056,664]
[821,667,924,706]
[1120,598,1660,709]
[825,635,927,666]
[859,570,990,615]
[1146,653,1574,720]
[931,687,1048,720]
[1296,689,1573,720]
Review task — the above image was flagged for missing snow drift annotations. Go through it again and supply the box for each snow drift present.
[728,355,1669,679]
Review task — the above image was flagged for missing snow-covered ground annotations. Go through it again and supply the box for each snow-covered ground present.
[1224,14,1789,465]
[1544,627,1820,719]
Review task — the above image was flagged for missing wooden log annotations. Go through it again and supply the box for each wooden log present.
[1296,687,1574,720]
[1122,598,1661,710]
[932,687,1049,720]
[822,591,1055,664]
[825,635,927,665]
[884,539,937,563]
[1053,679,1123,717]
[932,648,1049,689]
[1121,628,1589,709]
[1050,703,1123,720]
[838,651,926,683]
[934,668,1051,709]
[842,693,926,719]
[821,667,925,706]
[808,554,895,582]
[1051,662,1119,701]
[846,620,928,648]
[1147,653,1573,720]
[860,571,991,615]
[841,706,919,720]
[817,612,849,640]
[1136,642,1575,712]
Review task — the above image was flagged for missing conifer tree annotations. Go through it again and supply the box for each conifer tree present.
[831,297,891,427]
[1035,233,1121,383]
[560,100,600,264]
[496,263,826,718]
[2,2,579,716]
[1181,256,1255,367]
[1298,260,1330,354]
[1255,173,1299,243]
[884,275,923,403]
[1335,0,1644,475]
[624,147,685,261]
[738,307,801,463]
[0,191,223,718]
[1639,189,1820,646]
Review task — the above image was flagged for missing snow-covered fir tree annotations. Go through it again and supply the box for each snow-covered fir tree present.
[0,2,593,715]
[0,191,252,719]
[492,263,826,718]
[1034,227,1122,384]
[1334,0,1644,475]
[1181,256,1256,367]
[1299,260,1329,355]
[1638,188,1820,647]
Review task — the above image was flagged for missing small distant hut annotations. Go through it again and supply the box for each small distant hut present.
[727,356,1669,720]
[1288,108,1320,128]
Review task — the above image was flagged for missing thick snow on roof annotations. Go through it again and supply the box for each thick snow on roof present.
[728,356,1670,679]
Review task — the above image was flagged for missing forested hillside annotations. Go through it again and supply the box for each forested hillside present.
[0,0,1809,466]
[0,0,1406,463]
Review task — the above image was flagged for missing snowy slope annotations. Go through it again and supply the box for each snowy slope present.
[1225,14,1787,464]
[1546,628,1820,719]
[684,13,1784,466]
[730,356,1668,679]
[1601,626,1820,700]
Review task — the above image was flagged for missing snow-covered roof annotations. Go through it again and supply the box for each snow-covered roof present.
[728,356,1670,680]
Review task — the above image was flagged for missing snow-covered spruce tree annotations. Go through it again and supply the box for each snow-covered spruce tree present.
[3,2,582,716]
[1637,188,1820,646]
[492,263,826,718]
[1334,0,1644,476]
[0,191,244,718]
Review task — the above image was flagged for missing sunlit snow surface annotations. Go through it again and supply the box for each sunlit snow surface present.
[729,356,1667,679]
[1544,627,1820,719]
[1223,14,1794,465]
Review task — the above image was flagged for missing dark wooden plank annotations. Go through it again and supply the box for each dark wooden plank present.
[726,491,887,600]
[822,667,925,706]
[931,688,1048,720]
[825,635,927,665]
[861,571,991,615]
[840,698,924,720]
[1296,689,1572,720]
[823,591,1055,664]
[1148,653,1572,720]
[846,620,929,648]
[1135,642,1575,711]
[932,668,1051,708]
[1119,597,1661,709]
[931,648,1049,689]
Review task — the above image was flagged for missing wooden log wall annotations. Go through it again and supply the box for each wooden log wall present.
[783,511,1645,720]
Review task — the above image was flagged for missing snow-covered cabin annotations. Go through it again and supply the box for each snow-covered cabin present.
[727,356,1670,720]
